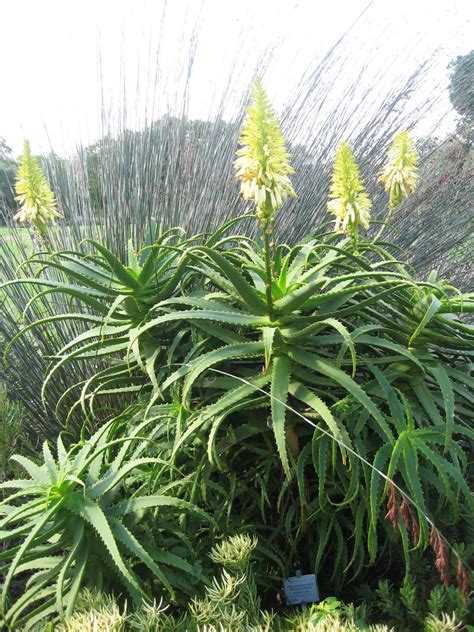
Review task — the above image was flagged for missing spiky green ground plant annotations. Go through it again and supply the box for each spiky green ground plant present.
[0,407,210,629]
[38,542,470,630]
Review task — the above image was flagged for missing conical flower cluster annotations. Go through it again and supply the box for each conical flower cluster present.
[234,78,296,224]
[379,131,418,209]
[327,141,371,233]
[209,534,257,572]
[14,140,61,227]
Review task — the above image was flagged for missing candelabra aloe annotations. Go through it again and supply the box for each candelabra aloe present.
[2,80,472,598]
[3,226,195,427]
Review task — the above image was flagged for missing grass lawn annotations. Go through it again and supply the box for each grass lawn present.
[0,225,30,236]
[0,225,32,256]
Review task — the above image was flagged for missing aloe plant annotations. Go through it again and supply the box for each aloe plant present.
[2,216,250,429]
[0,406,209,629]
[2,225,193,428]
[2,81,472,596]
[133,229,472,579]
[121,83,472,585]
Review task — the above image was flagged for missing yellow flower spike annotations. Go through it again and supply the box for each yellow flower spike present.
[14,140,61,229]
[234,78,296,225]
[327,141,372,235]
[379,130,418,209]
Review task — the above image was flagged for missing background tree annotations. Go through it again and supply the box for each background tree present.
[449,49,473,142]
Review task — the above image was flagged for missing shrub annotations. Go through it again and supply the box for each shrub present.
[2,216,246,433]
[1,79,472,622]
[0,407,209,629]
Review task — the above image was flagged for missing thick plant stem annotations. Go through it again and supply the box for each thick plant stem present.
[262,222,275,320]
[28,223,51,254]
[28,225,44,253]
[350,221,359,255]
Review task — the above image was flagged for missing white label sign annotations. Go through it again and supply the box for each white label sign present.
[283,573,319,605]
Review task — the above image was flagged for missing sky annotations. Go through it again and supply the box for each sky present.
[0,0,472,157]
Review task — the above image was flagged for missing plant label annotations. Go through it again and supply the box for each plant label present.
[283,571,319,604]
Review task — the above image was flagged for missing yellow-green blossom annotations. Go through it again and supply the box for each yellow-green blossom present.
[234,78,296,224]
[14,140,61,227]
[327,141,372,233]
[210,534,258,571]
[55,602,126,632]
[379,131,418,209]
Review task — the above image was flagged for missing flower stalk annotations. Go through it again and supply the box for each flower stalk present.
[234,78,296,318]
[14,140,61,250]
[376,130,418,240]
[263,224,275,318]
[327,141,371,252]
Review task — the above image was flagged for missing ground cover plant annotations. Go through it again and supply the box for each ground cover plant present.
[0,80,473,629]
[23,538,473,631]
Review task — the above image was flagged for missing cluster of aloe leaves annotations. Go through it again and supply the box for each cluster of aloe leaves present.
[0,407,210,629]
[1,83,473,627]
[3,219,473,600]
